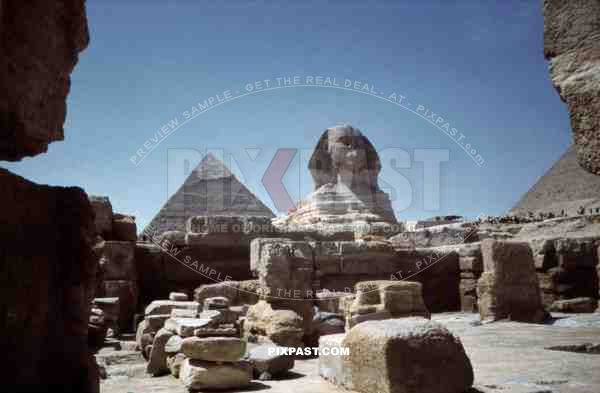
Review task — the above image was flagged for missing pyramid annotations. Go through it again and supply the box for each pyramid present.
[143,153,274,235]
[510,145,600,217]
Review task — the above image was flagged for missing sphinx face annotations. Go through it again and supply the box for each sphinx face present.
[328,127,369,173]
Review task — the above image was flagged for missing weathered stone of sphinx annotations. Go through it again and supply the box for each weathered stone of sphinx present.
[0,0,89,160]
[273,125,401,239]
[544,0,600,174]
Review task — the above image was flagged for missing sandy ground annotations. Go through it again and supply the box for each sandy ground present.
[99,312,600,393]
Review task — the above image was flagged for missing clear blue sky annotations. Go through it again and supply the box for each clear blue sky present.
[4,0,572,228]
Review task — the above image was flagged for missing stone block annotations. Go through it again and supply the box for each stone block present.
[318,333,351,386]
[550,297,597,313]
[342,318,473,393]
[146,328,174,376]
[246,343,295,378]
[179,359,252,391]
[245,300,304,347]
[181,336,246,362]
[99,241,135,280]
[145,314,170,331]
[164,335,183,355]
[169,292,188,301]
[477,240,548,323]
[89,195,113,236]
[111,213,137,241]
[164,317,212,337]
[250,238,314,300]
[167,353,186,378]
[144,300,199,316]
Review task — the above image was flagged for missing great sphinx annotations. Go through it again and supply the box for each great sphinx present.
[274,125,400,238]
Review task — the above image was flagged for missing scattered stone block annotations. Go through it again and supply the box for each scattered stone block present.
[346,281,430,328]
[245,343,295,378]
[171,308,197,318]
[167,353,186,378]
[164,317,212,337]
[477,239,549,323]
[313,311,345,337]
[164,335,183,355]
[179,359,252,391]
[550,297,597,313]
[342,318,474,393]
[144,300,200,316]
[169,292,188,301]
[146,328,174,376]
[194,326,239,337]
[135,319,152,350]
[318,333,351,386]
[245,300,304,347]
[144,314,170,332]
[198,309,238,325]
[204,296,230,310]
[181,336,246,362]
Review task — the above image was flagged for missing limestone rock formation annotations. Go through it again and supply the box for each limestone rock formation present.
[0,0,89,160]
[0,168,98,392]
[544,0,600,174]
[273,125,400,239]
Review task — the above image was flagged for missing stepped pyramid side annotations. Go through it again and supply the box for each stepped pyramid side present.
[510,145,600,216]
[143,154,274,235]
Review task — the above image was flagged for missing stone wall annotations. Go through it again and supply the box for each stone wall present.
[531,238,599,308]
[0,169,98,393]
[135,242,253,311]
[251,238,462,314]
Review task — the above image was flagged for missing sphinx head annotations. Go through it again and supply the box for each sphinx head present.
[309,125,381,190]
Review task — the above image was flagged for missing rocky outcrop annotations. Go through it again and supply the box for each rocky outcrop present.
[0,168,98,392]
[544,0,600,174]
[0,0,89,160]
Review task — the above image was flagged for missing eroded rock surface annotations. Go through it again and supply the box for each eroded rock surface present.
[0,0,89,160]
[544,0,600,174]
